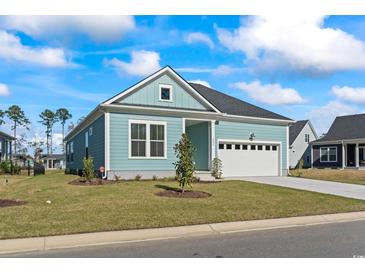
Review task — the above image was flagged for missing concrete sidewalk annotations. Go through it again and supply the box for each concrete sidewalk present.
[1,211,365,255]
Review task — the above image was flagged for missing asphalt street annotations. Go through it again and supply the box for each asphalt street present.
[3,220,365,258]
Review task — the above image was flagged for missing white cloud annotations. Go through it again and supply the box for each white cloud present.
[175,65,244,75]
[184,32,214,49]
[216,15,365,74]
[189,79,211,88]
[332,85,365,104]
[232,80,305,105]
[106,50,161,77]
[0,30,70,67]
[1,16,135,42]
[0,83,10,96]
[308,101,358,135]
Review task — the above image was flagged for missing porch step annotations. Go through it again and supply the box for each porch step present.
[195,171,216,182]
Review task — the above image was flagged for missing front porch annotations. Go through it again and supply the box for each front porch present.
[342,142,365,169]
[184,119,214,172]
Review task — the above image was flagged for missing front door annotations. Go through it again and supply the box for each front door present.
[347,144,356,167]
[185,121,209,171]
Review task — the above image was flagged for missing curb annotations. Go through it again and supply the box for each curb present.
[1,211,365,255]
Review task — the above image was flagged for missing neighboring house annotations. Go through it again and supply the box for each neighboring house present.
[0,130,14,162]
[64,66,293,179]
[289,120,318,169]
[311,113,365,169]
[41,154,65,170]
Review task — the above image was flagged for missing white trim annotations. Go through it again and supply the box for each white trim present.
[128,119,167,159]
[217,138,282,176]
[286,125,289,171]
[105,112,110,171]
[103,66,221,113]
[158,84,173,102]
[182,118,185,134]
[211,120,216,161]
[341,142,346,168]
[356,143,360,168]
[311,145,314,168]
[319,146,337,163]
[101,104,293,125]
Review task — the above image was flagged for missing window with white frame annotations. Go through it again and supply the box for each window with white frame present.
[305,134,310,143]
[159,84,173,102]
[85,131,89,158]
[89,127,93,136]
[320,147,337,162]
[130,123,147,157]
[150,124,165,157]
[130,120,166,158]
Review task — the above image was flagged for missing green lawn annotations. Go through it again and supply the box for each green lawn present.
[290,169,365,185]
[1,171,365,239]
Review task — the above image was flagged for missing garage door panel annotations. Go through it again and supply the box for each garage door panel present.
[218,142,279,177]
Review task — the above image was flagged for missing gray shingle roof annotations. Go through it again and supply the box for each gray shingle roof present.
[289,120,308,145]
[189,83,292,121]
[312,113,365,143]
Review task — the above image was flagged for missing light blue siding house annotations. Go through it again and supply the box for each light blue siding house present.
[64,66,293,179]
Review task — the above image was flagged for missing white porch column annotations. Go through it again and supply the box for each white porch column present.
[356,143,360,168]
[342,142,345,169]
[210,120,216,162]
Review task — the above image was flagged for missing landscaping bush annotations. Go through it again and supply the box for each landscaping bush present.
[82,157,95,182]
[174,133,196,193]
[13,164,21,175]
[211,157,223,179]
[135,174,142,181]
[0,161,11,174]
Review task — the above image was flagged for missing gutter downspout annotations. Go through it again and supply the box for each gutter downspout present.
[99,105,109,180]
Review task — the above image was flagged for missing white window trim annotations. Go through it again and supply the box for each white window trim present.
[128,119,167,159]
[159,84,173,102]
[320,146,337,163]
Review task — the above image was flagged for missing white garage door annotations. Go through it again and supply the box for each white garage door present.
[218,142,280,177]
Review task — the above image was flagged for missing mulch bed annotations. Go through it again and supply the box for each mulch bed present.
[69,178,117,186]
[155,189,212,198]
[0,199,27,208]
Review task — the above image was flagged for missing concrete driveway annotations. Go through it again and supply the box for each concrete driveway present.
[234,176,365,201]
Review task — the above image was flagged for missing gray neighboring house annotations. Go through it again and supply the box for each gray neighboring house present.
[289,120,318,169]
[41,154,65,170]
[311,113,365,169]
[0,130,14,162]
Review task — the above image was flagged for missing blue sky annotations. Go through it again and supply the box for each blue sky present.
[1,15,365,151]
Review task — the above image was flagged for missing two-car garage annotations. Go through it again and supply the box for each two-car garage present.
[218,141,281,177]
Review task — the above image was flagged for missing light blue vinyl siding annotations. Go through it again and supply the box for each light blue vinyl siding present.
[120,73,208,110]
[66,114,105,171]
[215,121,288,171]
[109,113,183,171]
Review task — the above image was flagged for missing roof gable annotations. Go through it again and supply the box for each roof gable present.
[289,120,308,145]
[189,83,292,121]
[104,66,220,113]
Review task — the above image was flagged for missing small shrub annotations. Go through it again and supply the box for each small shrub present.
[13,164,21,175]
[135,174,142,181]
[152,175,158,181]
[64,168,70,175]
[0,161,11,174]
[82,157,95,182]
[211,157,223,179]
[297,158,304,177]
[114,175,121,181]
